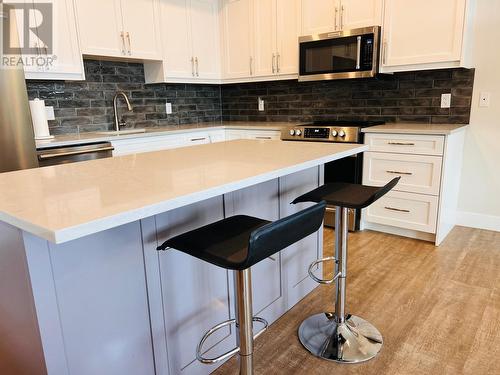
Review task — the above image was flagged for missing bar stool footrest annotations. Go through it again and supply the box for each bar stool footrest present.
[196,316,268,364]
[308,257,340,284]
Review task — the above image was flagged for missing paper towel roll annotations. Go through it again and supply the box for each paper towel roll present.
[29,98,52,140]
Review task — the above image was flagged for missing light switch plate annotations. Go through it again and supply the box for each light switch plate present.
[479,92,490,107]
[258,97,265,112]
[441,93,451,108]
[166,102,172,114]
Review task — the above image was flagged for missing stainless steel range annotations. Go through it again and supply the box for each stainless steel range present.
[281,120,384,230]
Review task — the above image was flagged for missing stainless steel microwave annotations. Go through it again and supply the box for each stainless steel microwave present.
[298,26,381,82]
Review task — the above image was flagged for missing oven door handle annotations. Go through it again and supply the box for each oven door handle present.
[356,36,361,70]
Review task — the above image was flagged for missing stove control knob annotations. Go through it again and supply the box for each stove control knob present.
[338,130,346,138]
[331,129,338,137]
[295,129,302,136]
[289,129,295,136]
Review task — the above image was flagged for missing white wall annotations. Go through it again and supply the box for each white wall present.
[457,0,500,231]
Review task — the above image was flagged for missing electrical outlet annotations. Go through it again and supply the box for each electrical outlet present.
[45,106,55,120]
[258,97,265,112]
[441,93,451,108]
[479,92,491,107]
[166,102,173,114]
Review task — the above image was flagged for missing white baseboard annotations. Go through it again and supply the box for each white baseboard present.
[456,211,500,232]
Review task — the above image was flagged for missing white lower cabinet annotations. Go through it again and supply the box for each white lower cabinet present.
[111,129,226,156]
[225,129,281,141]
[155,197,236,375]
[362,130,466,245]
[364,190,439,233]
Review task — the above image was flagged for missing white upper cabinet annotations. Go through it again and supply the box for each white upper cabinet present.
[221,0,253,80]
[75,0,162,60]
[252,0,276,77]
[156,0,193,80]
[74,0,124,57]
[276,0,300,76]
[5,0,84,80]
[340,0,382,30]
[300,0,382,35]
[120,0,162,60]
[300,0,337,35]
[222,0,299,81]
[145,0,220,83]
[381,0,473,72]
[190,0,221,80]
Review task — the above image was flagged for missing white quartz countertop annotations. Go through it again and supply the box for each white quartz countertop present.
[362,123,468,135]
[35,121,295,149]
[0,140,367,244]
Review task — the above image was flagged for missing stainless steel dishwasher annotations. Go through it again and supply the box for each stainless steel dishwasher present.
[36,142,114,167]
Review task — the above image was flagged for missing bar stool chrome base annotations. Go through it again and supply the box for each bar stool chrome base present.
[298,313,383,363]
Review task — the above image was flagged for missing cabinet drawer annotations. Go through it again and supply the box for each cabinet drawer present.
[244,130,281,140]
[365,133,445,155]
[363,152,442,196]
[364,191,438,233]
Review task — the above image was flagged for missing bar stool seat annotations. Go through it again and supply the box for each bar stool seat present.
[292,179,400,209]
[292,177,400,364]
[157,201,327,374]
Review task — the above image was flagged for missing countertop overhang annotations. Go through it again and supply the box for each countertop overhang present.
[361,123,468,135]
[0,140,367,244]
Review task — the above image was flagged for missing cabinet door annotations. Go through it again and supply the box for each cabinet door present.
[120,0,162,60]
[75,0,124,58]
[221,0,252,79]
[224,179,286,325]
[252,0,276,78]
[300,0,337,35]
[21,0,84,80]
[276,0,299,76]
[280,167,322,309]
[159,0,194,80]
[340,0,382,30]
[156,197,236,374]
[382,0,466,67]
[190,0,221,80]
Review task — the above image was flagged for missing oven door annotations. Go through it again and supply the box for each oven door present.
[299,26,380,82]
[323,153,363,231]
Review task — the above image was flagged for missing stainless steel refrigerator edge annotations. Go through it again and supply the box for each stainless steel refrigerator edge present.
[0,3,39,173]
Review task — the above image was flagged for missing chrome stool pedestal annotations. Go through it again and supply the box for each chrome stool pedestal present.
[293,178,400,364]
[298,206,382,363]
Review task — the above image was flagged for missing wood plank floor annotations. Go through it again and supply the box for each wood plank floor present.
[214,226,500,375]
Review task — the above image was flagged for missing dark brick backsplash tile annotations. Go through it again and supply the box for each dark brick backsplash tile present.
[26,60,473,133]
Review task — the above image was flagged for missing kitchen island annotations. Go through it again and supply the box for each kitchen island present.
[0,140,366,375]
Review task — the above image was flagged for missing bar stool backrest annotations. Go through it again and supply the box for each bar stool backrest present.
[244,201,327,268]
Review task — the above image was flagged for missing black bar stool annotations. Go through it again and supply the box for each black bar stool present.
[292,177,400,364]
[157,201,327,374]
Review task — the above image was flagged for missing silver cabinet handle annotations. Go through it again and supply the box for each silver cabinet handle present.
[277,53,281,73]
[268,256,277,261]
[191,57,195,76]
[388,141,415,146]
[334,7,338,30]
[256,136,272,140]
[386,170,413,176]
[120,32,126,55]
[250,56,253,75]
[38,147,115,159]
[195,57,199,77]
[126,32,132,55]
[356,36,361,70]
[384,207,410,213]
[190,137,207,142]
[340,5,344,30]
[272,54,276,74]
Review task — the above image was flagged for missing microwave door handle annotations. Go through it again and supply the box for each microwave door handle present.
[356,36,361,70]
